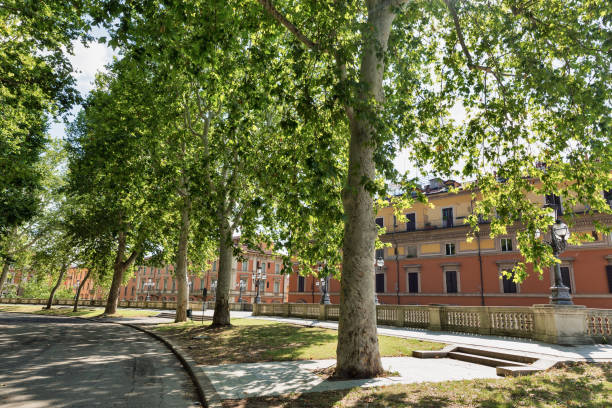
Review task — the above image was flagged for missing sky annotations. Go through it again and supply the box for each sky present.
[48,31,117,140]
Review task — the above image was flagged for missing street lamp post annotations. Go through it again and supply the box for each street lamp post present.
[547,219,573,305]
[318,265,331,304]
[236,280,246,303]
[252,263,266,304]
[73,280,80,300]
[144,278,155,302]
[375,257,384,305]
[211,280,217,301]
[282,274,289,303]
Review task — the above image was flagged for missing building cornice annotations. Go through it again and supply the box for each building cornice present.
[382,212,612,245]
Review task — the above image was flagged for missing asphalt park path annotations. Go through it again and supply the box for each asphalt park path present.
[0,312,200,407]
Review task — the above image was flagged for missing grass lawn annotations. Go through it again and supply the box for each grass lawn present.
[0,304,160,318]
[223,362,612,408]
[153,318,444,365]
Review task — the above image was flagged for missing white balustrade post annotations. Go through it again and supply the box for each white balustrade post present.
[428,305,444,331]
[532,304,591,345]
[395,305,404,327]
[478,307,491,335]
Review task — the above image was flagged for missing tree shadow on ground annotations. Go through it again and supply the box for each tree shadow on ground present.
[166,323,338,365]
[0,314,198,407]
[222,363,612,408]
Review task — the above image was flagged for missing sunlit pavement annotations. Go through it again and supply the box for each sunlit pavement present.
[0,312,200,408]
[201,357,500,400]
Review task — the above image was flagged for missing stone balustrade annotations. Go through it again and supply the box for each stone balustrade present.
[253,302,612,346]
[5,296,610,345]
[0,297,253,312]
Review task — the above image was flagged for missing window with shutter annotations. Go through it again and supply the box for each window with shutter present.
[442,208,454,228]
[445,271,458,293]
[501,238,513,252]
[445,243,456,256]
[375,248,384,259]
[408,272,419,293]
[375,273,385,293]
[406,213,416,231]
[545,194,563,216]
[502,270,517,293]
[606,266,612,293]
[405,245,417,258]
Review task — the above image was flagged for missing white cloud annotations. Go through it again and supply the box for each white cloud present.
[69,40,117,96]
[49,31,116,139]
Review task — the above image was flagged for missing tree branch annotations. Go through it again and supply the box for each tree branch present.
[257,0,319,51]
[124,248,140,269]
[443,0,512,85]
[183,92,214,192]
[182,100,203,139]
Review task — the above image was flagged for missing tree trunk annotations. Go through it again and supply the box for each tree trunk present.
[0,260,9,296]
[104,231,138,315]
[212,216,233,327]
[45,263,68,309]
[175,195,192,322]
[73,269,91,312]
[336,2,394,379]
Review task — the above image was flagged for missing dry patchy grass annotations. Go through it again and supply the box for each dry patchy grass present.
[0,304,160,318]
[152,318,444,365]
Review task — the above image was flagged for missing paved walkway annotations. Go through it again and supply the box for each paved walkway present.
[0,312,200,407]
[201,357,499,399]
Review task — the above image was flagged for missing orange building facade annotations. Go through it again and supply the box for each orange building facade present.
[114,246,288,304]
[287,180,612,309]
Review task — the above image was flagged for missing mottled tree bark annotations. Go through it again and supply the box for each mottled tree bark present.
[45,263,68,309]
[175,195,192,322]
[335,2,394,378]
[212,215,233,327]
[73,269,91,312]
[105,231,139,315]
[0,260,9,296]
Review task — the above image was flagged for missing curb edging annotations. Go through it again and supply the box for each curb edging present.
[121,323,224,408]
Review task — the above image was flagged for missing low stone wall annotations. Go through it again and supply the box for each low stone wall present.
[253,303,612,345]
[0,297,253,312]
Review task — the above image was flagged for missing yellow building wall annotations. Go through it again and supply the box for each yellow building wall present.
[460,240,478,251]
[480,239,495,249]
[458,238,495,251]
[420,243,441,254]
[376,180,595,230]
